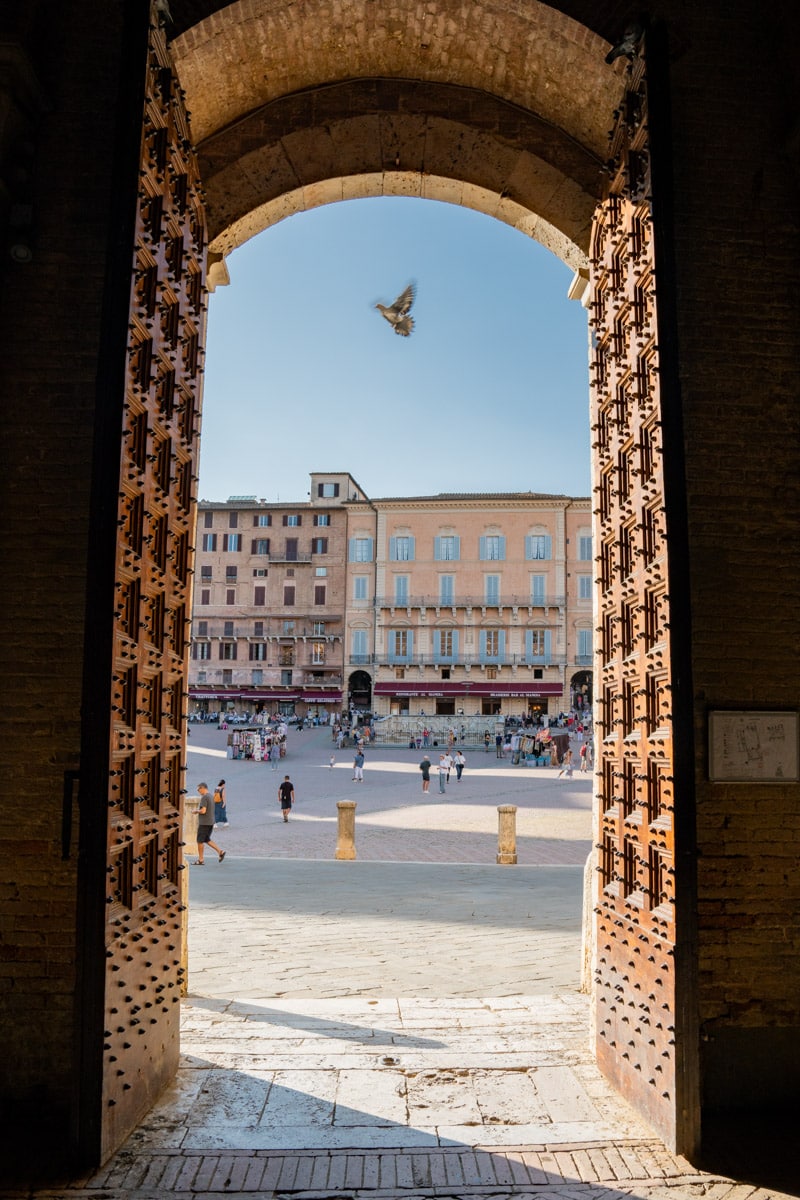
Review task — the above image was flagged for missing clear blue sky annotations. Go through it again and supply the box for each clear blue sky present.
[198,197,591,504]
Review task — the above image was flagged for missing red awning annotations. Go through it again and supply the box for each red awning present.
[372,681,562,697]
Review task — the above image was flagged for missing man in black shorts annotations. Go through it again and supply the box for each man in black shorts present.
[278,775,295,822]
[195,782,226,864]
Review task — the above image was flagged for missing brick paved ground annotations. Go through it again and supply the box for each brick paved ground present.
[4,728,795,1199]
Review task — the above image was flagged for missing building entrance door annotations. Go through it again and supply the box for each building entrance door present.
[74,14,207,1165]
[587,35,698,1153]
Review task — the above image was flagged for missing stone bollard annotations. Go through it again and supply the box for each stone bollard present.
[335,799,357,860]
[180,792,201,996]
[496,804,518,865]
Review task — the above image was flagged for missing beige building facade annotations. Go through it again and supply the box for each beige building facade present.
[361,493,592,720]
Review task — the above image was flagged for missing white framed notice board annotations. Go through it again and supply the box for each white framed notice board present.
[708,711,799,782]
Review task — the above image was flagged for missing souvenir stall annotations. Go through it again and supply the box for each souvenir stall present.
[227,726,288,761]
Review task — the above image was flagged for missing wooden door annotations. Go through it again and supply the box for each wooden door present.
[75,5,206,1164]
[589,34,699,1155]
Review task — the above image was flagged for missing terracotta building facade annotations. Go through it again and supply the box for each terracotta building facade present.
[189,473,367,718]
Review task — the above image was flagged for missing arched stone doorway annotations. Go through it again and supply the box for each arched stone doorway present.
[10,0,799,1181]
[570,671,592,711]
[73,0,695,1165]
[347,669,373,714]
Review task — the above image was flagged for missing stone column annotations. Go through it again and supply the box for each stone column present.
[335,800,357,860]
[180,793,201,996]
[497,804,517,865]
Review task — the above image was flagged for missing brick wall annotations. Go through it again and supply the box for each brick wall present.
[0,2,128,1160]
[664,5,800,1105]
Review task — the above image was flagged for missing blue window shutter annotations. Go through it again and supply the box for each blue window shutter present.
[408,536,415,561]
[525,630,532,659]
[479,536,487,561]
[452,630,459,658]
[433,630,441,658]
[544,630,552,659]
[544,535,552,559]
[453,536,460,561]
[525,535,533,560]
[498,536,506,561]
[434,536,441,561]
[348,538,356,562]
[388,631,396,660]
[366,537,374,562]
[479,630,487,661]
[498,630,506,660]
[389,537,397,561]
[407,630,414,658]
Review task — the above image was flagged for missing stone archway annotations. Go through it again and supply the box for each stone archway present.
[75,0,697,1167]
[170,0,619,266]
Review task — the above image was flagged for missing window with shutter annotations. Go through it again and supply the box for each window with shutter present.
[284,585,295,606]
[254,586,265,606]
[435,535,459,561]
[200,589,210,605]
[252,538,270,555]
[480,535,505,560]
[203,512,213,528]
[314,585,326,605]
[226,589,235,605]
[229,512,238,528]
[349,537,373,562]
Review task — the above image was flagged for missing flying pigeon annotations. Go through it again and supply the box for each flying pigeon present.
[375,283,415,337]
[605,22,643,64]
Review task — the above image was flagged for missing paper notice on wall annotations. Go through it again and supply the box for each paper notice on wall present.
[708,711,799,781]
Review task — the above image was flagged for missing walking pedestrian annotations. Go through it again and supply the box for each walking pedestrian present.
[195,783,226,864]
[278,775,294,821]
[437,754,447,794]
[442,749,453,782]
[213,778,228,827]
[579,742,588,772]
[454,749,465,781]
[419,754,432,792]
[484,730,491,753]
[270,742,280,770]
[557,748,574,778]
[496,732,504,758]
[353,749,365,782]
[329,753,336,769]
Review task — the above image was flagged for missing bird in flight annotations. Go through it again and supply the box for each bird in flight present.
[375,283,416,336]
